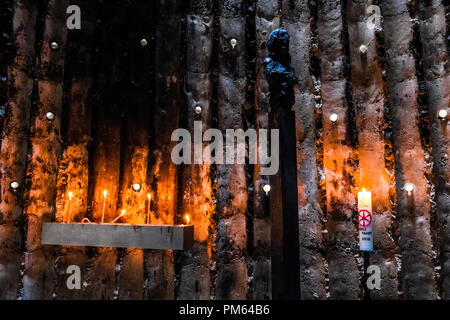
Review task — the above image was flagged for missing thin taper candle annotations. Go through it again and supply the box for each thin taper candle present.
[66,191,73,223]
[102,190,107,223]
[147,193,151,224]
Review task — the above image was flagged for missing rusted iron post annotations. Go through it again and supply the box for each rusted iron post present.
[264,28,300,300]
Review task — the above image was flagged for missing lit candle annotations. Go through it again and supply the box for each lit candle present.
[358,188,373,252]
[147,193,151,224]
[111,209,126,224]
[66,191,73,223]
[102,190,107,223]
[184,214,190,225]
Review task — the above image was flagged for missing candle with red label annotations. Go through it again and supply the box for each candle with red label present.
[358,189,373,251]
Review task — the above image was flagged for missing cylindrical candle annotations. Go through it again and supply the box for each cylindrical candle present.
[146,193,151,224]
[66,191,73,223]
[358,189,373,252]
[101,190,107,223]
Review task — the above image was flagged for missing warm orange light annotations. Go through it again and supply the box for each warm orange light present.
[147,193,151,201]
[184,214,190,225]
[103,190,107,198]
[68,191,73,200]
[111,209,126,224]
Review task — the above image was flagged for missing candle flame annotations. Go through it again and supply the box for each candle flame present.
[111,209,126,224]
[68,191,73,200]
[362,188,366,193]
[185,214,190,225]
[103,190,107,198]
[147,193,151,201]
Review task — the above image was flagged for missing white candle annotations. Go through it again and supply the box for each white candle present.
[358,189,373,252]
[66,191,73,223]
[111,209,126,224]
[102,190,107,223]
[147,193,151,224]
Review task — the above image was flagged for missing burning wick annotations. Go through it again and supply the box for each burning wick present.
[438,109,447,120]
[146,193,151,224]
[263,184,271,195]
[330,113,338,123]
[404,183,414,196]
[184,214,190,225]
[111,209,126,224]
[66,191,73,223]
[101,190,107,223]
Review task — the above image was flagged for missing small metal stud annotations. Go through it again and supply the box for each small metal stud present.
[46,111,55,120]
[140,39,148,47]
[194,105,202,115]
[330,113,338,123]
[132,183,141,192]
[230,38,237,49]
[10,181,20,190]
[359,44,368,54]
[263,184,271,195]
[50,42,59,50]
[405,183,414,195]
[438,109,447,120]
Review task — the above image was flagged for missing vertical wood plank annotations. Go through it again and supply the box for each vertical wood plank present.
[215,0,248,300]
[252,0,279,300]
[23,0,69,299]
[418,0,450,299]
[84,0,126,300]
[0,0,37,300]
[347,0,399,299]
[282,0,326,299]
[144,0,182,300]
[177,0,214,300]
[318,0,360,300]
[54,0,96,300]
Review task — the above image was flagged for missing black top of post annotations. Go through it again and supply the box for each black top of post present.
[263,28,301,299]
[263,28,298,111]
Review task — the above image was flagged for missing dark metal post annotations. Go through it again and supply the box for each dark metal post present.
[264,28,300,300]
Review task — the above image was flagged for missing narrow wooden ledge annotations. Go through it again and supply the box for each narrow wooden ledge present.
[41,222,194,250]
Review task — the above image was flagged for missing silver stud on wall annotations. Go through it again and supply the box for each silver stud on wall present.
[10,181,20,190]
[230,38,237,49]
[359,44,368,54]
[330,113,338,123]
[438,109,447,120]
[140,39,148,47]
[46,112,55,120]
[405,183,414,195]
[263,184,271,195]
[50,42,59,50]
[194,104,202,115]
[132,183,141,192]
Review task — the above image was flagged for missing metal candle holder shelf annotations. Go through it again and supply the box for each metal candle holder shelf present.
[41,222,194,250]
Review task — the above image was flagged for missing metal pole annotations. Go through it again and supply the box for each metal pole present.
[264,28,300,300]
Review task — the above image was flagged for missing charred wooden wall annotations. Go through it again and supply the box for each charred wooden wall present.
[0,0,449,300]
